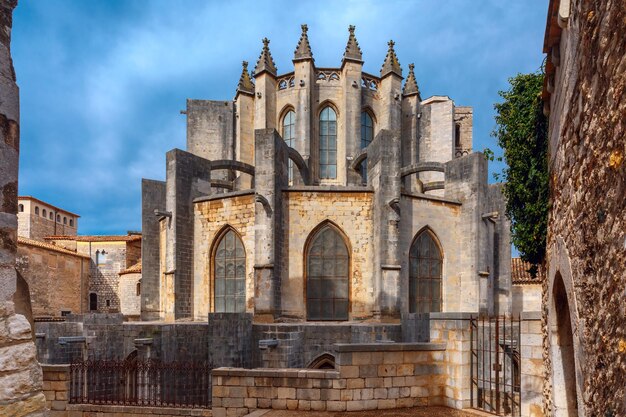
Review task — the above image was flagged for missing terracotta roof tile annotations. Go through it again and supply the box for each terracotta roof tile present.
[119,259,142,275]
[18,237,91,258]
[511,257,544,284]
[44,235,141,242]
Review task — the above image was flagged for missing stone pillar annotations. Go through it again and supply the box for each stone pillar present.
[0,1,48,415]
[164,149,212,320]
[418,97,454,196]
[444,153,489,313]
[253,75,276,132]
[368,129,402,318]
[141,179,166,321]
[341,60,363,186]
[293,59,314,179]
[253,129,288,319]
[235,91,255,189]
[401,94,420,192]
[378,74,402,136]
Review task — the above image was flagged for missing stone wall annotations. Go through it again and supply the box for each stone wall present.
[212,342,448,417]
[35,317,210,364]
[194,192,256,320]
[16,241,90,317]
[520,312,543,417]
[281,189,375,320]
[0,1,47,416]
[512,283,542,315]
[118,271,141,317]
[76,241,128,313]
[253,322,402,369]
[543,0,626,415]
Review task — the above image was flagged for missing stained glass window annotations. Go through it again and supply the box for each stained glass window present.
[360,111,374,183]
[409,230,443,313]
[307,225,349,320]
[214,229,246,313]
[319,107,337,179]
[282,110,295,184]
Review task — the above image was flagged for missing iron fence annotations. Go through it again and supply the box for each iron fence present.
[470,315,521,416]
[69,359,213,408]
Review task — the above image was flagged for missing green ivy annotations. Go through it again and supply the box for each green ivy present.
[486,71,549,277]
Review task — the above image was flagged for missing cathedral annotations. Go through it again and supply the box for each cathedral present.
[140,24,511,324]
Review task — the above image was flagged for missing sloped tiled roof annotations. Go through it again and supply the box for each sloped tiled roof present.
[511,257,544,284]
[44,235,141,242]
[119,260,142,276]
[18,237,91,258]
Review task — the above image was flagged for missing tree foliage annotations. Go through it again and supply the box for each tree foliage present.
[487,71,549,276]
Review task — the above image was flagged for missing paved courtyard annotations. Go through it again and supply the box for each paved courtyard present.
[257,406,485,417]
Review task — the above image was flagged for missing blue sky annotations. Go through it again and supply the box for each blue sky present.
[13,0,547,235]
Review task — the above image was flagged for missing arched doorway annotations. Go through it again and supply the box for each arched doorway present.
[306,223,350,321]
[551,272,579,417]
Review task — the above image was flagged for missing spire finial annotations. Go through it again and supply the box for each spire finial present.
[380,39,402,79]
[294,23,314,62]
[254,37,277,77]
[236,60,255,96]
[342,24,363,64]
[403,62,421,99]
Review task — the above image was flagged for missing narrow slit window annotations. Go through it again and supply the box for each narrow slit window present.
[282,110,296,184]
[319,107,337,179]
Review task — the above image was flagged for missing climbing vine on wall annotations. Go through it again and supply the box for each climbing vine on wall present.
[485,71,549,277]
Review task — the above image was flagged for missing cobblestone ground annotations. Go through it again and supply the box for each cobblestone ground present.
[262,406,482,416]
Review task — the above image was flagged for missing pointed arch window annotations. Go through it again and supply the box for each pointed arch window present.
[319,107,337,179]
[409,229,443,313]
[306,224,349,320]
[282,110,295,184]
[360,111,374,183]
[213,229,246,313]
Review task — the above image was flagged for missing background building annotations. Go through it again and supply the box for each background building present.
[17,195,79,239]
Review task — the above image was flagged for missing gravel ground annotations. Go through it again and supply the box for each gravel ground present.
[261,406,483,417]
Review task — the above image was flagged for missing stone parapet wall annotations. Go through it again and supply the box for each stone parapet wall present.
[520,312,543,417]
[212,342,448,417]
[428,314,471,409]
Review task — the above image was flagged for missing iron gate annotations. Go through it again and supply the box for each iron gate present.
[470,315,521,416]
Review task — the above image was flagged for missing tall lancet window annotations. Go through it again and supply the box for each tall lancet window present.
[213,229,246,313]
[360,111,374,183]
[282,110,295,184]
[306,224,350,320]
[409,229,443,313]
[319,106,337,179]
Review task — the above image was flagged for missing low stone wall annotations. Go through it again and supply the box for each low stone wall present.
[41,364,212,417]
[520,312,544,417]
[211,342,447,417]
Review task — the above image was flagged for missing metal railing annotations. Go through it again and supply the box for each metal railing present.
[69,359,213,408]
[470,315,521,416]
